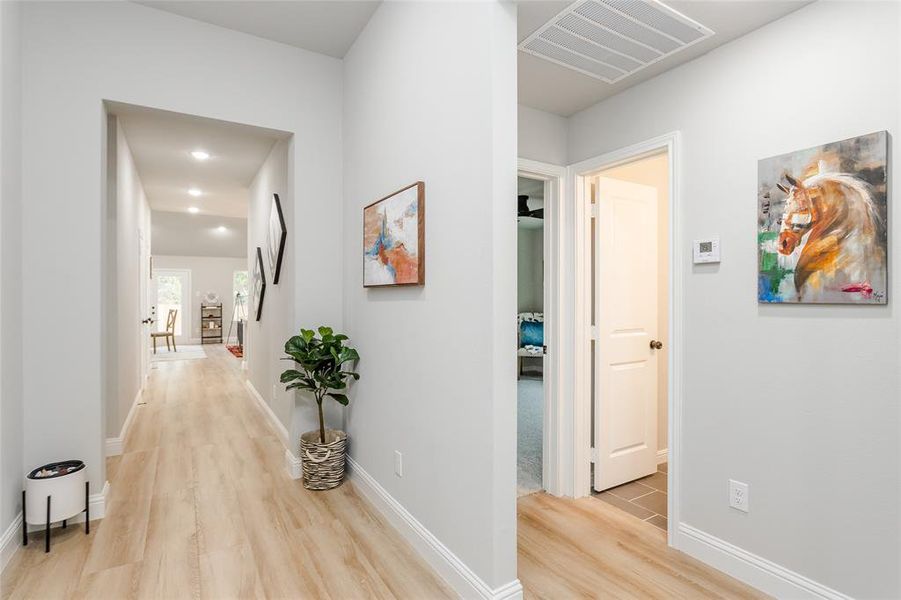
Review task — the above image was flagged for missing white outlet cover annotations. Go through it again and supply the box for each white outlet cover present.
[729,479,749,512]
[394,451,403,478]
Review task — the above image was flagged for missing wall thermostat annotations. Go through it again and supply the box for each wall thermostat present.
[692,237,720,264]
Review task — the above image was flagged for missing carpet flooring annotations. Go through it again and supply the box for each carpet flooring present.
[517,377,543,497]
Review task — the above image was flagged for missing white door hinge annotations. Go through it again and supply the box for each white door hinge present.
[590,448,599,463]
[590,204,599,219]
[589,325,599,340]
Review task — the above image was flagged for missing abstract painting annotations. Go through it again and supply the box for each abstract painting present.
[252,247,266,321]
[267,193,287,284]
[758,131,887,304]
[363,182,425,287]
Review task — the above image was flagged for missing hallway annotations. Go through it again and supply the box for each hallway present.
[1,347,451,599]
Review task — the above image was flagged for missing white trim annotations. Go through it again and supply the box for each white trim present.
[26,480,109,532]
[656,448,667,464]
[518,158,566,497]
[0,513,22,573]
[244,379,289,445]
[568,131,682,547]
[105,387,143,456]
[348,457,523,600]
[284,448,302,480]
[674,523,851,600]
[244,379,301,478]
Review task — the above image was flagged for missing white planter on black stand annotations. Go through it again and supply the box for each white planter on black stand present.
[23,460,90,552]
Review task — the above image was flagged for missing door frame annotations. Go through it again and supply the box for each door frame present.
[518,158,565,496]
[153,267,193,345]
[568,131,682,542]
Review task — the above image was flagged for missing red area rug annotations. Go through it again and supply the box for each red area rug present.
[226,345,243,358]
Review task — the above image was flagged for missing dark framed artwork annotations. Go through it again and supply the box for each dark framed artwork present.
[363,181,425,287]
[252,247,266,321]
[267,193,287,284]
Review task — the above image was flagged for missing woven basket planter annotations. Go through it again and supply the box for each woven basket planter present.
[299,429,347,490]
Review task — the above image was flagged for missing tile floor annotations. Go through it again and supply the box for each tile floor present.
[592,462,668,531]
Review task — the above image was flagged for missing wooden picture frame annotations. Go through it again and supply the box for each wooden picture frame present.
[252,247,266,321]
[363,181,425,287]
[267,193,287,285]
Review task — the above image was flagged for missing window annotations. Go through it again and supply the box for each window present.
[155,270,190,336]
[233,270,249,321]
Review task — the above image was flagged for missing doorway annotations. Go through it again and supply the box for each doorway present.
[516,175,546,496]
[589,151,669,530]
[570,132,680,539]
[154,268,192,346]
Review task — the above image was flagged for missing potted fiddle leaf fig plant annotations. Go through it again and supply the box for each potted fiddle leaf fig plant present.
[280,326,359,490]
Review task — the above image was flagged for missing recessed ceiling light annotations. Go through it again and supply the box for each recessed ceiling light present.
[191,150,210,161]
[188,206,200,214]
[216,225,227,233]
[188,188,202,197]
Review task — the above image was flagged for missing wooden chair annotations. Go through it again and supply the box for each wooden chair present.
[151,309,178,353]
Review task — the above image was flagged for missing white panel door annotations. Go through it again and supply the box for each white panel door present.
[139,230,150,382]
[593,176,659,492]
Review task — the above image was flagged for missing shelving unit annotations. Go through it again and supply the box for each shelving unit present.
[201,303,223,345]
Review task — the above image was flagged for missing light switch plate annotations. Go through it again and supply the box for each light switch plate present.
[693,237,720,263]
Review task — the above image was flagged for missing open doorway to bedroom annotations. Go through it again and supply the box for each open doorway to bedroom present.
[516,175,546,497]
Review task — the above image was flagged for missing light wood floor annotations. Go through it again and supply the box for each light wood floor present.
[3,344,764,600]
[518,492,767,599]
[1,345,452,600]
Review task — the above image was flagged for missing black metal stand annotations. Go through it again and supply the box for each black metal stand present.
[45,496,51,553]
[20,479,91,554]
[85,481,90,534]
[21,490,27,547]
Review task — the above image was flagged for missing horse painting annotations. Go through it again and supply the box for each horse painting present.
[758,132,887,304]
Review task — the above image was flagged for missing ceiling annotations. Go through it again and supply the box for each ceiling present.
[136,1,381,58]
[133,1,808,117]
[108,102,287,219]
[151,211,248,258]
[518,1,810,116]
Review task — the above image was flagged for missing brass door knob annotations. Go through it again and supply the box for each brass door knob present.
[650,340,663,350]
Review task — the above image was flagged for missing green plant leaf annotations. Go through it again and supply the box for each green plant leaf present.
[327,393,349,406]
[279,369,304,383]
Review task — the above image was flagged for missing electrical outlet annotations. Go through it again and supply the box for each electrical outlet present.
[394,451,403,477]
[729,479,749,512]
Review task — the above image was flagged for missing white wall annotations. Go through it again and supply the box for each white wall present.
[601,153,668,454]
[246,139,294,437]
[342,1,518,593]
[569,2,900,597]
[0,0,23,548]
[153,255,247,344]
[20,1,342,494]
[517,226,543,313]
[106,119,152,439]
[518,104,567,165]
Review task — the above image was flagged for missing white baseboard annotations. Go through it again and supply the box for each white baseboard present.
[244,379,299,480]
[284,449,302,480]
[656,448,667,464]
[244,380,288,446]
[106,387,142,457]
[0,513,22,573]
[675,523,851,600]
[25,480,109,532]
[348,456,522,600]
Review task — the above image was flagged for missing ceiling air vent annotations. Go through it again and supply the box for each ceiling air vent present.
[519,0,714,83]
